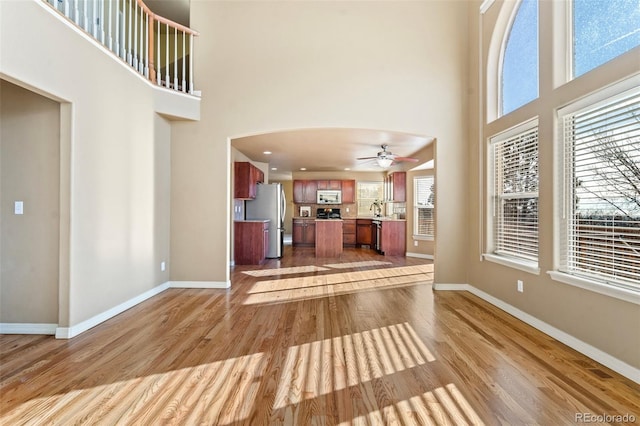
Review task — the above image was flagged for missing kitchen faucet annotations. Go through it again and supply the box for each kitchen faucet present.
[370,199,382,217]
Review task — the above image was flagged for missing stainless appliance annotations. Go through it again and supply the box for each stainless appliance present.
[317,190,341,204]
[316,208,341,219]
[372,219,382,253]
[245,183,286,258]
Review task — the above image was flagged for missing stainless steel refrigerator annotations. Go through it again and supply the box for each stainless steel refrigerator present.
[245,183,286,258]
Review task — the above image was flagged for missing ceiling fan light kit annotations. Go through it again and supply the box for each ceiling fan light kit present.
[357,144,419,168]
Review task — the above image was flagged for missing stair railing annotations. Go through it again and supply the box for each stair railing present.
[44,0,199,95]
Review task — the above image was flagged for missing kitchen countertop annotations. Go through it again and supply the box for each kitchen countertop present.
[292,216,406,221]
[234,219,271,223]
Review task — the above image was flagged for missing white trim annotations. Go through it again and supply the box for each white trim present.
[55,282,171,339]
[483,253,540,275]
[0,323,58,335]
[547,271,640,306]
[406,252,434,260]
[480,0,495,14]
[434,284,640,384]
[169,281,231,289]
[412,235,434,241]
[432,283,468,291]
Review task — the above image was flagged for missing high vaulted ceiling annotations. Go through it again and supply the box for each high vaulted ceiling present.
[232,128,434,180]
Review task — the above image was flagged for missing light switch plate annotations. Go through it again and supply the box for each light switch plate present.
[14,201,24,215]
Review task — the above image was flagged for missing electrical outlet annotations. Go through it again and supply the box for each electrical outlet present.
[346,207,349,213]
[517,280,524,292]
[414,240,418,247]
[161,261,166,272]
[14,201,24,215]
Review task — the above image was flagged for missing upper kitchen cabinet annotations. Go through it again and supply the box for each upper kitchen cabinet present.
[317,180,342,190]
[234,162,264,199]
[341,180,355,204]
[293,180,318,204]
[385,172,406,202]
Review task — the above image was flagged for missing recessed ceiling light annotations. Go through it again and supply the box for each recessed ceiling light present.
[344,168,351,171]
[263,151,272,155]
[271,167,277,171]
[300,167,307,171]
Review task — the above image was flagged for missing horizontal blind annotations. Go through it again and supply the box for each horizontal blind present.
[563,90,640,288]
[357,182,384,217]
[493,127,539,261]
[414,176,434,236]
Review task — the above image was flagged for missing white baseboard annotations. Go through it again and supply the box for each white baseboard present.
[0,323,58,335]
[55,281,171,339]
[406,252,434,260]
[435,283,640,384]
[169,281,231,289]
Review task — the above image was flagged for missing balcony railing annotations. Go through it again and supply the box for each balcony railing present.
[44,0,199,95]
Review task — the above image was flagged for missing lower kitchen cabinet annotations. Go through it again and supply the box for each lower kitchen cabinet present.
[343,219,356,246]
[292,219,316,246]
[378,220,406,256]
[234,220,269,265]
[356,219,373,247]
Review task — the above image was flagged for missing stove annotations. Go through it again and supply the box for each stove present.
[316,208,341,219]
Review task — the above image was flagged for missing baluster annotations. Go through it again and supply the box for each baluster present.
[100,0,105,43]
[182,30,186,92]
[92,0,98,39]
[165,22,170,88]
[145,13,150,78]
[115,0,121,58]
[139,7,145,73]
[173,26,178,90]
[189,33,194,94]
[127,0,132,64]
[156,20,161,85]
[133,0,138,69]
[83,0,88,31]
[73,0,80,25]
[121,0,127,59]
[63,0,69,17]
[108,0,113,50]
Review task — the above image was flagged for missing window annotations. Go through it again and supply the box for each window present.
[356,182,384,217]
[490,123,539,263]
[573,0,640,78]
[501,0,538,115]
[414,176,435,238]
[559,87,640,290]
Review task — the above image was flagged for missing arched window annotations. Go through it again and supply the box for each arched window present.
[573,0,640,77]
[501,0,538,115]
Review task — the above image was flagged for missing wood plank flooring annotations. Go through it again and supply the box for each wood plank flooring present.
[1,246,639,425]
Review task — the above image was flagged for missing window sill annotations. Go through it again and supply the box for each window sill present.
[547,271,640,305]
[483,253,540,275]
[412,235,434,241]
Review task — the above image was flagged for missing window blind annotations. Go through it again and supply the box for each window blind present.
[562,89,640,288]
[492,127,539,261]
[414,176,434,236]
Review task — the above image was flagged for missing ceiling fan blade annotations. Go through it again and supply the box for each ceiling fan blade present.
[394,157,420,162]
[356,156,379,160]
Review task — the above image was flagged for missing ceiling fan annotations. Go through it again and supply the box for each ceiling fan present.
[357,144,419,168]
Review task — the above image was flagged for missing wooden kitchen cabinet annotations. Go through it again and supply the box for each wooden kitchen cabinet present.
[379,220,406,256]
[341,180,355,204]
[317,180,342,190]
[342,219,356,246]
[356,219,373,247]
[315,220,343,257]
[293,180,318,204]
[234,220,269,265]
[234,162,264,199]
[292,218,316,246]
[385,172,406,202]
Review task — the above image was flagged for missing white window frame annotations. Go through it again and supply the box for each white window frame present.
[356,181,384,218]
[413,175,434,240]
[484,119,540,274]
[552,77,640,305]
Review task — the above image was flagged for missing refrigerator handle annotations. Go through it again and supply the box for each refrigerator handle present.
[281,189,286,224]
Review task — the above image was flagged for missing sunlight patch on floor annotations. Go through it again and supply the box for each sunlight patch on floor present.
[0,353,267,425]
[322,260,394,269]
[344,384,485,426]
[244,270,433,305]
[242,265,330,277]
[274,322,436,409]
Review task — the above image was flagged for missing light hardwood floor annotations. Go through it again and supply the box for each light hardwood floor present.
[1,246,638,425]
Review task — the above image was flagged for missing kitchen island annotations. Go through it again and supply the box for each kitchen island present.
[315,219,343,257]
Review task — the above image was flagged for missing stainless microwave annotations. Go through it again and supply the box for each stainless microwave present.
[317,190,342,204]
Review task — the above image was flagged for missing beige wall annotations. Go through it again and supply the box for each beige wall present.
[172,0,468,284]
[466,1,640,367]
[1,1,176,328]
[0,81,60,323]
